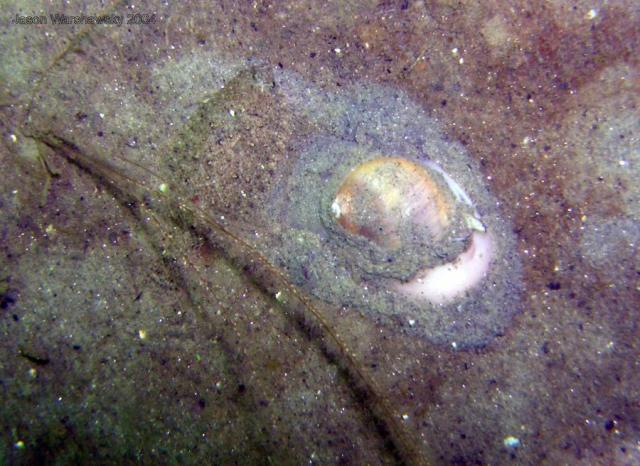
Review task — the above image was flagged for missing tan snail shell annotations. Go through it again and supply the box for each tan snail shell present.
[331,158,452,249]
[330,156,493,305]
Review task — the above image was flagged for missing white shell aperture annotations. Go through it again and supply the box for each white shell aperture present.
[395,230,494,305]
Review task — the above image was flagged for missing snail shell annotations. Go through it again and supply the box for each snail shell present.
[328,156,493,305]
[332,157,453,249]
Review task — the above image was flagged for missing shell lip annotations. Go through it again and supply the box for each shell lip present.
[393,230,495,305]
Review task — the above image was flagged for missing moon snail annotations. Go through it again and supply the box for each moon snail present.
[266,75,523,348]
[329,156,495,307]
